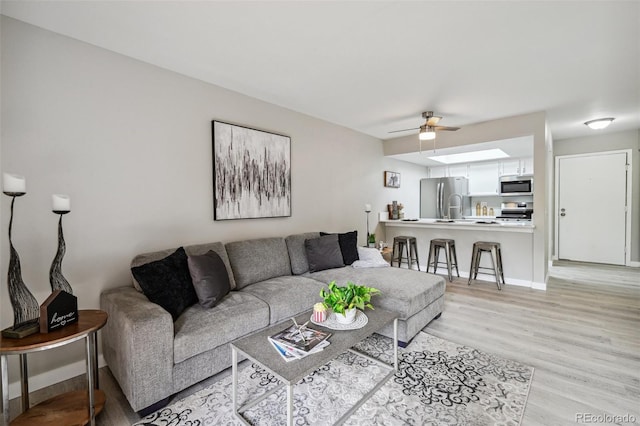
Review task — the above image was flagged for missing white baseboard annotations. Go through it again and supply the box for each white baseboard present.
[627,261,640,268]
[531,281,547,290]
[7,354,106,399]
[431,267,544,289]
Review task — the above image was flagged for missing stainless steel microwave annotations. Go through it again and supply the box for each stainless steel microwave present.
[499,175,533,196]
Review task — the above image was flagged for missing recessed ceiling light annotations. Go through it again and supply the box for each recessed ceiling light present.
[428,149,509,164]
[584,117,615,130]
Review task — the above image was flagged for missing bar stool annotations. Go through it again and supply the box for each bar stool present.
[468,241,505,290]
[427,238,459,282]
[391,236,420,270]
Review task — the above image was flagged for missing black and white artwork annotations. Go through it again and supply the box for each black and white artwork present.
[384,171,401,188]
[213,121,291,220]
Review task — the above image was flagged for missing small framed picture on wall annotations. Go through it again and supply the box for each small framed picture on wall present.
[384,171,400,188]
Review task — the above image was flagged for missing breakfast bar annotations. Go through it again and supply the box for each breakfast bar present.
[381,219,536,287]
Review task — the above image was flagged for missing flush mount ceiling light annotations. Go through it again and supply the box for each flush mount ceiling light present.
[419,125,436,141]
[428,148,510,164]
[584,117,615,130]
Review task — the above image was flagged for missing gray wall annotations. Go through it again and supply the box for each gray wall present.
[554,129,640,262]
[0,17,428,394]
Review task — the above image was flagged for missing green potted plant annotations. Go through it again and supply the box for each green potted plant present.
[319,281,380,324]
[368,233,376,248]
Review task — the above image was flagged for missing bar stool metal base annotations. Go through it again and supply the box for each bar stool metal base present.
[391,236,420,270]
[427,238,459,282]
[468,241,505,290]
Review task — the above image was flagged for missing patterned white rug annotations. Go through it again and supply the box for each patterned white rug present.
[134,332,533,425]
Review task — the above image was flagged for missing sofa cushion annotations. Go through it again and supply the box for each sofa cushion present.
[285,232,321,275]
[173,291,269,364]
[308,266,446,320]
[131,247,198,321]
[240,275,323,324]
[305,234,344,273]
[131,241,236,290]
[225,237,292,289]
[320,230,359,265]
[187,250,231,308]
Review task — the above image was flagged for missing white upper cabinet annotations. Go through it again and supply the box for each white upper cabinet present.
[521,157,533,175]
[468,162,500,195]
[499,157,533,176]
[500,159,521,176]
[429,166,447,178]
[448,164,469,178]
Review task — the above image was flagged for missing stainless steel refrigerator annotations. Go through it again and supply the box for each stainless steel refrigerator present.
[420,177,470,219]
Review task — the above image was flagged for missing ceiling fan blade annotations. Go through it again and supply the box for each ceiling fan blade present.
[426,116,442,126]
[388,127,420,134]
[434,126,460,131]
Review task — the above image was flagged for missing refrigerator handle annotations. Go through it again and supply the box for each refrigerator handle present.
[437,182,443,218]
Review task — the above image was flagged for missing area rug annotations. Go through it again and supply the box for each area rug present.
[134,332,533,425]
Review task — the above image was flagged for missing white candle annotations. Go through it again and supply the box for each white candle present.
[52,194,71,212]
[365,204,372,212]
[3,173,26,193]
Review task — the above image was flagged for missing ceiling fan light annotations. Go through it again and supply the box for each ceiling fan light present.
[584,117,614,130]
[419,125,436,141]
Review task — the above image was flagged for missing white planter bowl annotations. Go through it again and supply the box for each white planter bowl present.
[334,308,357,324]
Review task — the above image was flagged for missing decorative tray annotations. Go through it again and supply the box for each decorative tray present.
[310,310,368,330]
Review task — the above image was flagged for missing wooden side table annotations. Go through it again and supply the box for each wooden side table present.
[0,309,108,426]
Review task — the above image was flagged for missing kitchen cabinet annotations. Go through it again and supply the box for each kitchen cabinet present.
[500,159,521,176]
[521,157,533,175]
[500,157,533,176]
[448,164,469,178]
[429,166,447,178]
[468,162,499,195]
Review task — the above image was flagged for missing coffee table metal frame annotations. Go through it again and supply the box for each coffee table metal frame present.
[231,309,398,426]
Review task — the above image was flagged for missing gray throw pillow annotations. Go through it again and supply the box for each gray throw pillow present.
[305,234,345,273]
[187,250,231,308]
[320,230,359,265]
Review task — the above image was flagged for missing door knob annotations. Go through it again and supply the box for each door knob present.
[560,213,566,216]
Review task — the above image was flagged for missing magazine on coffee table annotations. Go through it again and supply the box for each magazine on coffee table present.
[270,324,332,353]
[268,337,330,361]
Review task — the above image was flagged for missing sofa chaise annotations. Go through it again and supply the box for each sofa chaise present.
[100,232,446,414]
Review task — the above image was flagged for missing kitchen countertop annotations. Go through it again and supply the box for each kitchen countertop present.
[381,218,534,233]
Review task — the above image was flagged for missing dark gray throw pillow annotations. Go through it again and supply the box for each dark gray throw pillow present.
[305,234,345,273]
[187,250,231,308]
[131,247,198,321]
[320,230,359,265]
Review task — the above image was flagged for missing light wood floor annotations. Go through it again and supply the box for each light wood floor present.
[7,260,640,425]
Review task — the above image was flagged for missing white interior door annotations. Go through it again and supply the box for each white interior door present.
[557,152,627,265]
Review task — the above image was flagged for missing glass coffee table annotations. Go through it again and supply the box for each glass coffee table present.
[230,308,398,426]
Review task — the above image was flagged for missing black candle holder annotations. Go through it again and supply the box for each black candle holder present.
[50,210,73,294]
[2,191,40,338]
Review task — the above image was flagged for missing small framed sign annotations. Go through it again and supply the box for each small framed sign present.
[40,290,78,333]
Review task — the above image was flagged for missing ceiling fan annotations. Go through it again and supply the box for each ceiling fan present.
[389,111,460,152]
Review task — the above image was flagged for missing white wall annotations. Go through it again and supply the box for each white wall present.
[0,17,429,395]
[554,129,640,262]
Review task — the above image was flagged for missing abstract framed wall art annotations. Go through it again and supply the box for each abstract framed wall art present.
[212,121,291,220]
[384,171,401,188]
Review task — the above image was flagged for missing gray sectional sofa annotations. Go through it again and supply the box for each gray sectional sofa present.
[100,232,446,414]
